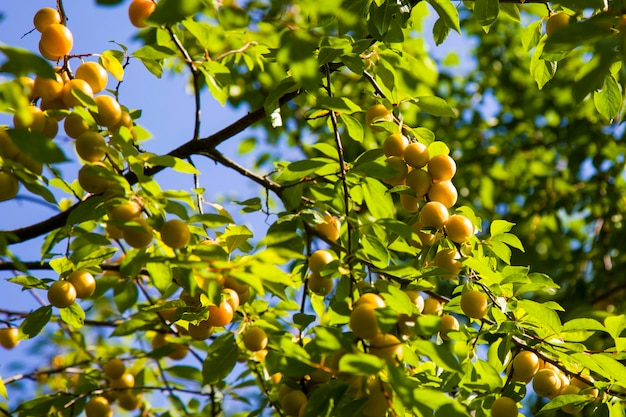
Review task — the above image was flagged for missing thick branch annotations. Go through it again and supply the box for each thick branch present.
[5,89,302,245]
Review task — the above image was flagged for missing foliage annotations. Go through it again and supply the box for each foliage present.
[1,1,626,417]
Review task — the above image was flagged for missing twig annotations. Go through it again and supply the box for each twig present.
[166,26,201,140]
[324,64,357,303]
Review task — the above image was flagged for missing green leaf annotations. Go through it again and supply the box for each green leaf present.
[217,4,251,30]
[474,0,499,28]
[114,279,139,313]
[604,315,626,341]
[490,220,515,237]
[530,39,557,90]
[517,300,562,335]
[362,177,395,219]
[521,20,542,52]
[426,0,460,33]
[264,77,300,112]
[202,332,239,385]
[594,74,622,121]
[8,129,67,164]
[561,318,605,342]
[146,262,173,294]
[410,96,457,117]
[164,365,202,382]
[8,275,48,289]
[461,359,503,391]
[222,224,253,254]
[318,96,361,114]
[21,306,52,338]
[489,241,512,264]
[432,17,451,45]
[494,233,524,252]
[148,0,203,25]
[0,46,56,78]
[338,353,384,376]
[110,318,152,337]
[133,45,177,60]
[147,155,199,174]
[59,302,85,328]
[412,339,462,373]
[277,158,336,183]
[538,393,592,413]
[182,20,212,50]
[100,50,124,81]
[0,377,7,399]
[543,19,614,56]
[499,4,520,22]
[381,285,416,316]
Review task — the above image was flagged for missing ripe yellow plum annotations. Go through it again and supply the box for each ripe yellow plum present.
[0,171,19,202]
[382,133,409,157]
[439,314,460,341]
[383,156,408,186]
[369,333,403,362]
[428,154,456,183]
[355,292,386,308]
[546,12,570,37]
[67,270,96,298]
[78,162,112,194]
[206,301,234,327]
[94,95,122,128]
[422,297,443,315]
[419,201,449,229]
[434,248,462,276]
[75,62,108,94]
[349,304,381,340]
[0,328,19,349]
[404,142,430,168]
[533,368,562,398]
[33,8,61,32]
[129,0,157,28]
[160,219,191,249]
[84,396,112,417]
[460,290,488,319]
[365,104,393,132]
[75,131,107,162]
[428,180,458,208]
[64,114,92,139]
[512,350,540,380]
[34,73,64,101]
[307,271,334,295]
[47,280,77,308]
[122,217,154,249]
[410,221,436,248]
[308,249,334,273]
[243,326,269,352]
[315,214,341,241]
[405,168,432,197]
[491,396,518,417]
[40,24,73,57]
[62,79,94,108]
[444,214,474,243]
[103,358,126,380]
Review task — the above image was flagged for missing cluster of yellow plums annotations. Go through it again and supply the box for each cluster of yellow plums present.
[366,104,475,272]
[0,3,158,204]
[487,349,599,417]
[47,270,97,309]
[83,358,142,417]
[104,200,192,250]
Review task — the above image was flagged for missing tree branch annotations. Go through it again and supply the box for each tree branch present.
[4,89,302,245]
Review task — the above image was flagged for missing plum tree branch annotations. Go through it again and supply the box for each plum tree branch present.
[4,89,302,245]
